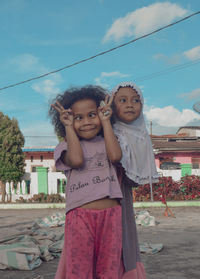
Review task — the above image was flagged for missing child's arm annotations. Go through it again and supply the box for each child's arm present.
[51,101,83,168]
[98,95,122,163]
[64,125,83,168]
[102,120,122,163]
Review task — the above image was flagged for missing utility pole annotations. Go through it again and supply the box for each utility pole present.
[149,120,153,202]
[150,121,152,135]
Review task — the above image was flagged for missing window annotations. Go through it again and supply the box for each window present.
[192,158,200,169]
[159,157,174,167]
[57,179,61,193]
[57,179,66,194]
[32,166,37,172]
[40,155,43,162]
[160,162,181,170]
[192,163,199,169]
[25,180,30,194]
[31,165,42,172]
[31,156,33,162]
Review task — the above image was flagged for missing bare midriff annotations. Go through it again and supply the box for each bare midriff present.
[79,198,120,210]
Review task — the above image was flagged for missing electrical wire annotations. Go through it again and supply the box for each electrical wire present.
[134,57,200,82]
[0,11,199,92]
[2,56,200,115]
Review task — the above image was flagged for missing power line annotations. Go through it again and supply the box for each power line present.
[134,57,200,82]
[2,56,200,115]
[0,11,199,92]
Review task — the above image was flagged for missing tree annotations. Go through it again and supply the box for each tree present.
[0,112,25,202]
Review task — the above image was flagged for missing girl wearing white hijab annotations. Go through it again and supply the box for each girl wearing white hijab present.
[111,82,159,279]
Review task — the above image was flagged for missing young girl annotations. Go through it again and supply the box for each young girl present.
[111,81,159,279]
[49,85,123,279]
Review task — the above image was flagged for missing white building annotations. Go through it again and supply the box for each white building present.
[2,147,66,202]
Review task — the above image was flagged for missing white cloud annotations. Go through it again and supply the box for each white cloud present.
[103,2,189,42]
[95,78,109,89]
[183,46,200,61]
[31,79,60,99]
[95,71,130,88]
[153,53,181,65]
[10,54,46,74]
[10,53,63,98]
[144,105,200,127]
[153,45,200,66]
[101,71,129,78]
[180,88,200,101]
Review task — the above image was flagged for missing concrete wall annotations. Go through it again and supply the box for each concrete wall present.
[158,169,182,181]
[48,172,66,194]
[158,168,200,181]
[174,155,191,164]
[191,169,200,176]
[155,158,160,167]
[24,158,55,172]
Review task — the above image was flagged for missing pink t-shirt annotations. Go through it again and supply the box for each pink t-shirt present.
[54,136,123,213]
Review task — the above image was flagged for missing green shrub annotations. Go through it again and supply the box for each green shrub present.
[16,193,65,203]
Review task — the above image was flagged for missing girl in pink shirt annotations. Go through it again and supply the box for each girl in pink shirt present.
[49,85,123,279]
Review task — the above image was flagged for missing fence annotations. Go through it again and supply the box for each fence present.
[1,167,200,202]
[0,172,66,202]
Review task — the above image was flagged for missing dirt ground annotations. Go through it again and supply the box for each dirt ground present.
[0,206,199,279]
[137,206,200,279]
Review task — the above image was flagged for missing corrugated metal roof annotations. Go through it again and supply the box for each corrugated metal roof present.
[151,133,188,139]
[152,139,200,151]
[23,147,55,152]
[177,126,200,132]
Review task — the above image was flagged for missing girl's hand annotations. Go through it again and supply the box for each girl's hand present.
[51,101,73,127]
[98,94,114,121]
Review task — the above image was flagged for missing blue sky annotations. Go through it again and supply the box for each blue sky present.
[0,0,200,147]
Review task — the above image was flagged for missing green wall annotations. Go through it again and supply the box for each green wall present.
[181,163,192,177]
[36,167,48,194]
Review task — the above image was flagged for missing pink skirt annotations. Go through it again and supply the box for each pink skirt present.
[55,206,122,279]
[55,206,146,279]
[56,246,146,279]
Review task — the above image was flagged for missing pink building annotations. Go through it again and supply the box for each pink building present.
[152,126,200,169]
[22,126,200,172]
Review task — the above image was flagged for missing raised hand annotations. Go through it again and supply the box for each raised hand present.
[98,94,114,121]
[51,101,73,127]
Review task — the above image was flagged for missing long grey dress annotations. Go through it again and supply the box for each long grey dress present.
[118,167,145,275]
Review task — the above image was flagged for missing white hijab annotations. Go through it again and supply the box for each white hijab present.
[112,82,159,185]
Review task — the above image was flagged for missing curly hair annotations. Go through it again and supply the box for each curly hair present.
[49,85,113,138]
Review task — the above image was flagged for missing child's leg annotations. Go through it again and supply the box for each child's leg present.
[64,209,95,279]
[54,243,67,279]
[95,205,122,279]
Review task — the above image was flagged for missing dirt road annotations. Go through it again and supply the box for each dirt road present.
[0,206,199,279]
